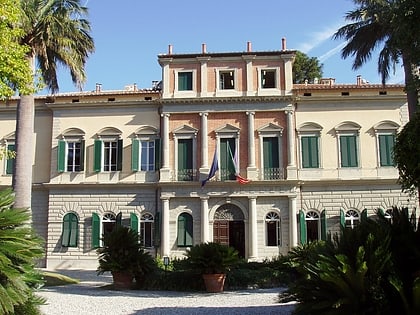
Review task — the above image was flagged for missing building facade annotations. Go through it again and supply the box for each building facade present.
[0,44,417,269]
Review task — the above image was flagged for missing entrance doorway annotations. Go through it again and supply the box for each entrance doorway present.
[213,204,246,258]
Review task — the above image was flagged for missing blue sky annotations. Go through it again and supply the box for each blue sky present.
[49,0,405,93]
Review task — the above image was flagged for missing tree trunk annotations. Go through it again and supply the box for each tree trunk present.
[402,54,419,119]
[12,55,35,210]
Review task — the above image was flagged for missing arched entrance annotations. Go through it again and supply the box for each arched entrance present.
[213,204,245,258]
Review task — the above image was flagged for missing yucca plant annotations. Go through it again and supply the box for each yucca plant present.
[0,188,45,315]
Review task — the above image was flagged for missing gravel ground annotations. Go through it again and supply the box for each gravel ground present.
[38,269,296,315]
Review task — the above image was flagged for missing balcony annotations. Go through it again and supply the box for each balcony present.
[177,169,196,181]
[263,167,284,180]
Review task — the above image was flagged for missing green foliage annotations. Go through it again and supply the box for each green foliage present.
[293,51,323,84]
[0,0,33,98]
[97,226,155,279]
[394,112,420,193]
[0,188,45,315]
[283,207,420,315]
[185,242,240,274]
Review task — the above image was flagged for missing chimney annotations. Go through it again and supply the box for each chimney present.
[202,43,207,54]
[247,41,252,52]
[95,83,102,92]
[168,44,173,55]
[133,83,137,91]
[356,75,362,85]
[282,37,287,51]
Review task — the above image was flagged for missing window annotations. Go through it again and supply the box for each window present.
[177,138,194,181]
[91,212,122,248]
[140,141,155,171]
[219,70,235,90]
[266,212,281,246]
[340,135,358,167]
[301,136,319,168]
[299,210,327,244]
[340,209,360,229]
[378,134,395,166]
[94,138,122,172]
[61,213,78,247]
[58,139,85,172]
[5,143,15,175]
[131,126,160,172]
[263,137,281,179]
[220,138,236,180]
[178,72,193,91]
[140,213,154,248]
[177,212,193,247]
[261,69,276,88]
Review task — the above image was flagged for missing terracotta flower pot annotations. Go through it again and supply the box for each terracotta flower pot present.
[202,273,226,293]
[111,271,133,289]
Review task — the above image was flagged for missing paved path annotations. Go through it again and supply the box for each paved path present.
[38,270,296,315]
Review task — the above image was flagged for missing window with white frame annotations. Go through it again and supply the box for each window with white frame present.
[92,212,122,248]
[345,209,360,229]
[260,69,276,89]
[94,128,123,172]
[266,212,281,246]
[2,140,15,175]
[258,123,283,180]
[177,71,193,91]
[219,70,235,90]
[298,123,322,169]
[131,126,159,172]
[140,213,154,248]
[373,121,399,167]
[173,125,198,181]
[335,122,361,168]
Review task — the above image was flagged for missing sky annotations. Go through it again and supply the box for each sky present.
[47,0,405,94]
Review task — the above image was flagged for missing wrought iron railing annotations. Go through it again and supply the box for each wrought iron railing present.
[263,167,284,180]
[177,168,196,181]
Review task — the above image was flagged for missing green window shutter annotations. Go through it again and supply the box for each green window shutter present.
[61,214,71,247]
[6,144,15,174]
[177,214,186,246]
[130,213,138,232]
[92,212,100,248]
[57,140,66,172]
[299,210,307,245]
[117,139,123,171]
[340,135,358,167]
[263,137,279,168]
[154,138,161,170]
[220,138,236,180]
[301,136,319,168]
[321,210,327,240]
[94,140,102,172]
[185,213,193,246]
[340,209,345,229]
[69,213,78,247]
[178,139,193,171]
[79,140,85,171]
[154,212,161,247]
[361,209,368,221]
[116,212,122,226]
[132,139,139,171]
[379,134,395,166]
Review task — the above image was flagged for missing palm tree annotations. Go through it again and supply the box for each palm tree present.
[13,0,94,209]
[334,0,419,119]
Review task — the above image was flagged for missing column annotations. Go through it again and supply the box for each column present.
[200,112,208,169]
[160,113,171,181]
[243,55,255,96]
[286,107,297,179]
[288,195,298,249]
[281,54,294,94]
[161,197,170,257]
[248,196,258,260]
[197,57,210,97]
[158,58,172,98]
[246,111,258,179]
[200,197,209,243]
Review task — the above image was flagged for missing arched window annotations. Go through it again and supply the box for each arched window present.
[345,209,360,229]
[306,211,320,242]
[61,213,78,247]
[91,212,121,248]
[177,213,193,247]
[265,212,281,246]
[140,213,154,248]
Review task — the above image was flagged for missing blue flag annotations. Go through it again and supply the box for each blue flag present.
[201,148,218,187]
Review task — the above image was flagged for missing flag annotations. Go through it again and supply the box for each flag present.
[231,145,250,184]
[201,148,218,187]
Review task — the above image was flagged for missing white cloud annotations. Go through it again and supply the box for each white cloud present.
[318,41,347,62]
[296,22,343,53]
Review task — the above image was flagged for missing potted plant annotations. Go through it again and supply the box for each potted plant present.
[97,225,154,289]
[186,242,239,292]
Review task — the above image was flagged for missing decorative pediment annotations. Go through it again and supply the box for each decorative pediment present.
[62,128,85,137]
[257,123,283,136]
[334,121,361,132]
[297,122,323,133]
[135,125,158,136]
[373,120,399,132]
[172,124,198,136]
[215,124,240,135]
